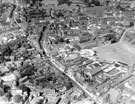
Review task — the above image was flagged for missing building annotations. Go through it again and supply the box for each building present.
[42,0,58,6]
[74,98,95,104]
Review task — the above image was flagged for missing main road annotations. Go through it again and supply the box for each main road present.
[43,39,102,104]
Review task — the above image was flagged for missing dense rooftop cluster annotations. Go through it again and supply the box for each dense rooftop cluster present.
[0,0,135,104]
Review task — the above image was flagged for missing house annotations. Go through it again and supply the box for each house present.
[42,0,58,6]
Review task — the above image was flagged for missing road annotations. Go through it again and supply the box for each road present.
[43,32,102,104]
[49,57,102,104]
